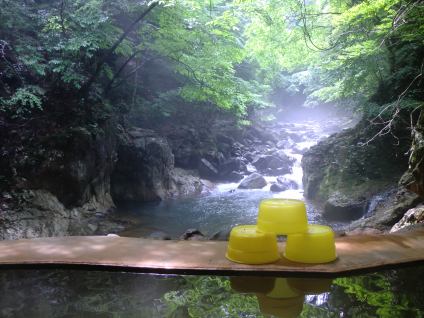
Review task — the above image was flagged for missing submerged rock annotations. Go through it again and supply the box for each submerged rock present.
[238,173,267,189]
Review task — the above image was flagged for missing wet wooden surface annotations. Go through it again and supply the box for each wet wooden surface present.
[0,228,423,276]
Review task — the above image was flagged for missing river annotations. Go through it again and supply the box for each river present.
[117,115,357,238]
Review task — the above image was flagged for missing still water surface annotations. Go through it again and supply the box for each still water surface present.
[117,189,325,238]
[0,266,423,317]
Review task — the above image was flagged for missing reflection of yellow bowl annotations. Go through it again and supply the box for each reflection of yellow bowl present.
[230,276,275,294]
[287,278,333,295]
[285,224,337,263]
[256,293,304,318]
[257,199,307,235]
[266,278,301,299]
[226,225,280,265]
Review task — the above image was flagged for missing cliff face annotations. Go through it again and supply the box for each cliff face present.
[0,119,121,239]
[302,117,414,224]
[401,110,424,197]
[0,117,204,239]
[0,119,118,208]
[302,118,410,202]
[111,127,204,203]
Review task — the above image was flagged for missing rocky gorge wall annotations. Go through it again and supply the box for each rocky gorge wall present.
[0,119,118,239]
[302,115,424,231]
[3,106,424,240]
[0,118,206,240]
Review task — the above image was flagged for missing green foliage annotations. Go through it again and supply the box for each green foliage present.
[334,272,422,318]
[1,0,423,121]
[236,0,424,114]
[0,0,275,119]
[0,86,44,117]
[150,0,269,114]
[160,276,263,318]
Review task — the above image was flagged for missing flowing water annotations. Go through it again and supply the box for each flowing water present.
[117,116,356,238]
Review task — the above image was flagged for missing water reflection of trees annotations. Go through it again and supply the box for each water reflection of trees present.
[0,267,423,317]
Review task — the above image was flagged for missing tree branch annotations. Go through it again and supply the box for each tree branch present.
[104,50,141,93]
[78,1,159,98]
[362,59,424,146]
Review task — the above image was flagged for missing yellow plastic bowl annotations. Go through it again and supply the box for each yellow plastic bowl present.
[257,199,308,235]
[226,225,280,265]
[284,224,337,264]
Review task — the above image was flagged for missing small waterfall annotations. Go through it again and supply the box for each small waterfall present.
[364,187,397,218]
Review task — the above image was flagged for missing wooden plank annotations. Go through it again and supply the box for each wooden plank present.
[0,228,423,276]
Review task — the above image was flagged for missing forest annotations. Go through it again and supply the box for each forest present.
[0,0,424,317]
[1,0,422,122]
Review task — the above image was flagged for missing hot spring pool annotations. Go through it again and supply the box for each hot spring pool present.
[1,265,423,317]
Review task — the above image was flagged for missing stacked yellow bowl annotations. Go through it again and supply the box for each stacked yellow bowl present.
[257,199,308,234]
[225,198,337,265]
[226,225,280,265]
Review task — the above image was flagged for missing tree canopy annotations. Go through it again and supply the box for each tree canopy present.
[0,0,423,121]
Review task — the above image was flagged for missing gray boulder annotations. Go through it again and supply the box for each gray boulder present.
[238,173,267,189]
[302,119,410,202]
[270,177,298,192]
[180,228,205,240]
[149,231,172,240]
[226,171,245,182]
[323,192,367,222]
[252,154,293,176]
[219,157,246,174]
[270,183,286,192]
[198,158,219,179]
[169,168,203,197]
[390,205,424,232]
[349,188,422,231]
[0,189,123,240]
[276,176,299,189]
[111,128,175,203]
